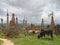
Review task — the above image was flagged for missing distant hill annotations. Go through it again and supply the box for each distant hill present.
[2,23,58,28]
[2,23,31,28]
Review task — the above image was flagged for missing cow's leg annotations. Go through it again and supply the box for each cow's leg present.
[51,33,53,40]
[44,34,45,38]
[38,35,40,38]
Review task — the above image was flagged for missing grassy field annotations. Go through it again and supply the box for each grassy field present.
[0,33,60,45]
[8,34,60,45]
[0,33,5,38]
[0,33,5,45]
[0,40,3,45]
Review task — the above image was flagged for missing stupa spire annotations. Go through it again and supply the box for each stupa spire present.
[16,17,18,25]
[12,13,15,24]
[41,18,45,30]
[7,9,9,28]
[23,16,27,30]
[49,12,55,30]
[1,18,3,27]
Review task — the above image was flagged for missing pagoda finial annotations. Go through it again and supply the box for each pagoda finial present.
[41,18,45,30]
[48,12,54,17]
[24,15,27,20]
[1,18,3,26]
[6,9,9,16]
[49,12,55,30]
[6,9,9,29]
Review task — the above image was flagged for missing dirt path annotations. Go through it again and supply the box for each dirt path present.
[0,38,14,45]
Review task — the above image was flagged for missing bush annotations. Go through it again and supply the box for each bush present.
[0,33,4,38]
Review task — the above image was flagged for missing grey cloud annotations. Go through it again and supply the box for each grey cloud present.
[0,9,7,17]
[0,0,60,24]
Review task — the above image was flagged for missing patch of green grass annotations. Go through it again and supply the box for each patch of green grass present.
[0,33,4,45]
[0,33,5,38]
[0,40,3,45]
[8,34,60,45]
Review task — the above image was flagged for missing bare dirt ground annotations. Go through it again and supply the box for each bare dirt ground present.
[0,38,14,45]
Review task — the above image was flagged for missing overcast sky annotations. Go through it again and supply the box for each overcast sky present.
[0,0,60,25]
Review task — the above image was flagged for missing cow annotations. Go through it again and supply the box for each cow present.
[24,30,35,36]
[38,29,53,39]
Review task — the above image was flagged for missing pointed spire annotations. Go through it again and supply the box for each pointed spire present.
[50,12,54,16]
[23,15,26,24]
[0,18,3,32]
[41,18,45,30]
[1,18,3,26]
[48,12,54,17]
[7,9,9,16]
[7,9,9,29]
[49,12,55,30]
[23,15,27,30]
[24,15,27,20]
[16,17,18,25]
[12,13,15,24]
